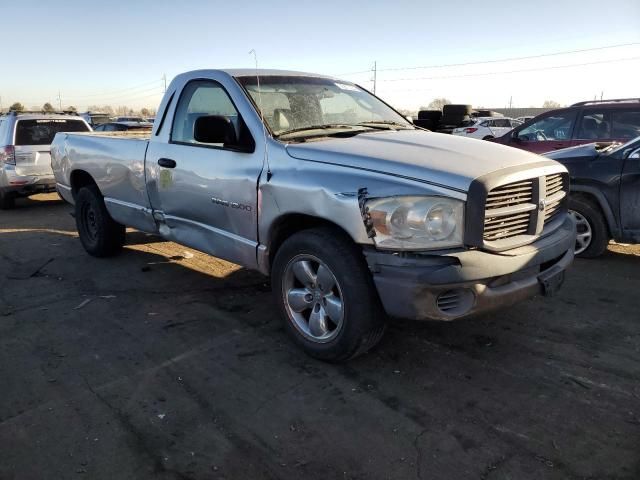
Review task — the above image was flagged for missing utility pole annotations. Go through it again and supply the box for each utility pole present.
[163,74,167,93]
[57,90,62,111]
[600,91,603,101]
[372,61,377,95]
[509,96,513,110]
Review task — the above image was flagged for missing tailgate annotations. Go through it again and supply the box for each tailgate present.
[14,145,53,176]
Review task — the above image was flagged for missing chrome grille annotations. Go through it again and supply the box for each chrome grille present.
[483,173,567,244]
[543,173,565,223]
[483,179,534,241]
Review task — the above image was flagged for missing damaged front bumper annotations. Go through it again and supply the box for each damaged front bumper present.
[365,215,576,321]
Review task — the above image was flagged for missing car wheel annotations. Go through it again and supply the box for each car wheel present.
[0,190,15,209]
[272,227,386,361]
[75,185,125,257]
[568,196,609,258]
[482,135,494,140]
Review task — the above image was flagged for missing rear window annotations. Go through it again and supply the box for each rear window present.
[15,119,89,145]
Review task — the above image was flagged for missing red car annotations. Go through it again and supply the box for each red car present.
[491,99,640,154]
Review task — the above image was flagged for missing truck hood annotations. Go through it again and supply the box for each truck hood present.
[285,130,548,192]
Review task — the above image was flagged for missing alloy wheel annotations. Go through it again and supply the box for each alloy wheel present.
[282,255,344,343]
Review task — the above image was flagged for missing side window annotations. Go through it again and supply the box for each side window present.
[494,119,510,128]
[576,110,611,140]
[611,110,640,140]
[171,80,240,145]
[518,111,577,141]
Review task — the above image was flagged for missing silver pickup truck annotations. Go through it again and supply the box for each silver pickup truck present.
[51,69,575,361]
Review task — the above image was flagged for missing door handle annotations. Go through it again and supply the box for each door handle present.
[158,158,176,168]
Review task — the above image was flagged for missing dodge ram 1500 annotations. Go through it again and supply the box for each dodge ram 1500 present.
[51,69,576,361]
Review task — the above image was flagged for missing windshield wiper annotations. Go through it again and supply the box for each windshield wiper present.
[355,121,414,130]
[276,124,365,138]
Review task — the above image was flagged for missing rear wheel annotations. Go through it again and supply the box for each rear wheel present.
[568,196,609,258]
[0,190,15,210]
[272,227,386,361]
[75,185,125,257]
[482,135,494,140]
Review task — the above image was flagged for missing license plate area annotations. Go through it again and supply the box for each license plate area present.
[538,265,565,297]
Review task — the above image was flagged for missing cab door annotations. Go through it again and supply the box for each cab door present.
[145,79,262,268]
[620,143,640,241]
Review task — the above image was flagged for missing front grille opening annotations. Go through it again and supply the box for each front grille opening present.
[484,178,534,241]
[483,173,568,245]
[436,289,475,316]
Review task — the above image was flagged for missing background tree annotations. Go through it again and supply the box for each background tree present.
[66,106,77,113]
[42,102,55,113]
[425,98,452,111]
[87,105,114,115]
[9,102,24,112]
[140,107,150,117]
[542,100,561,108]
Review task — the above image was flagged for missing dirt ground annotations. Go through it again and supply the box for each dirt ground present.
[0,193,638,480]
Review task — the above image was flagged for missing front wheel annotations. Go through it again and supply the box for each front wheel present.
[75,185,125,257]
[272,227,386,361]
[568,196,609,258]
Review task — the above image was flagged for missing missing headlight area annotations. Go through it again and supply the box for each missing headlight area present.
[358,187,376,238]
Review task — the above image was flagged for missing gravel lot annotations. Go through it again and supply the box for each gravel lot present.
[1,193,639,480]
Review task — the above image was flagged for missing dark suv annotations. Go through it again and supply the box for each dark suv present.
[544,136,640,257]
[491,99,640,154]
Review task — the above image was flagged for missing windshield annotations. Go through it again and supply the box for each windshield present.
[237,75,412,136]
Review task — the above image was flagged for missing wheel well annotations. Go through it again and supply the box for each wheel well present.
[570,192,611,237]
[482,135,494,140]
[70,170,98,198]
[267,214,355,267]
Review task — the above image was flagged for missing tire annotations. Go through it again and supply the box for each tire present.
[0,190,15,210]
[443,104,473,116]
[568,196,609,258]
[418,110,442,121]
[75,185,125,257]
[482,135,494,140]
[272,227,386,361]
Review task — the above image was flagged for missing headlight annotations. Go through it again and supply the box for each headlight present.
[366,196,464,250]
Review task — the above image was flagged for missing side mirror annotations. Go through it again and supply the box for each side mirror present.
[194,115,237,146]
[629,149,640,159]
[511,130,521,142]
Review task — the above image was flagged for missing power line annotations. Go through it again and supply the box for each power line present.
[336,42,640,76]
[375,56,640,83]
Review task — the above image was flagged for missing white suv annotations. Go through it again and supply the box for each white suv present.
[452,117,521,141]
[0,112,91,209]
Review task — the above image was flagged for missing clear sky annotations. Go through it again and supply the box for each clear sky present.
[1,0,638,112]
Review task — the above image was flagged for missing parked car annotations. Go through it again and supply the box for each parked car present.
[515,116,534,123]
[114,116,152,126]
[544,136,640,257]
[93,122,153,132]
[0,111,91,209]
[452,116,520,140]
[491,99,640,154]
[146,117,155,123]
[51,68,575,361]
